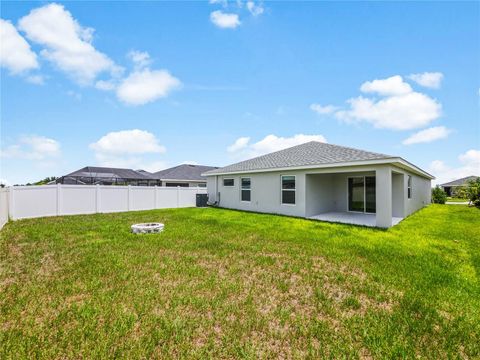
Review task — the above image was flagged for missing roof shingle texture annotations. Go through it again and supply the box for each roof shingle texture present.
[153,164,218,181]
[65,166,155,180]
[205,141,394,175]
[440,176,479,187]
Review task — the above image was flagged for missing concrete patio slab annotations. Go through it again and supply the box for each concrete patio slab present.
[308,212,403,227]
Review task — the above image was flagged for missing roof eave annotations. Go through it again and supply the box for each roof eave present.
[202,157,435,180]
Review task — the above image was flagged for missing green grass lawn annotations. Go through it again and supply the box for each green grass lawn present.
[1,205,479,359]
[446,197,469,202]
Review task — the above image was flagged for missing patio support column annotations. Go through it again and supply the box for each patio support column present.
[376,166,392,228]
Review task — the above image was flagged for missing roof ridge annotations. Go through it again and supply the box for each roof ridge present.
[208,141,394,174]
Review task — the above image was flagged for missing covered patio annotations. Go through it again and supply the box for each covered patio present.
[305,166,406,228]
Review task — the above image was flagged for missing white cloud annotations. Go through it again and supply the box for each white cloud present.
[360,75,412,96]
[89,129,167,170]
[127,50,151,70]
[429,149,480,185]
[335,75,442,130]
[227,137,250,152]
[95,79,116,91]
[402,126,451,145]
[310,103,338,115]
[1,135,60,160]
[0,19,39,74]
[210,11,241,29]
[408,72,443,89]
[228,134,327,159]
[459,149,480,166]
[116,69,181,106]
[89,129,166,155]
[246,1,264,16]
[209,0,228,6]
[26,74,45,85]
[18,3,120,84]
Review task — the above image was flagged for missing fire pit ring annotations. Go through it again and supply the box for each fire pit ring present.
[131,223,164,234]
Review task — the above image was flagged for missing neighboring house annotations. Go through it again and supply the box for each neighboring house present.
[203,141,433,228]
[57,166,160,186]
[151,164,219,187]
[440,176,479,196]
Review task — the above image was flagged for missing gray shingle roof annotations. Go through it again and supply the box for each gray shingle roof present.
[440,176,479,187]
[152,164,218,181]
[64,166,155,180]
[204,141,395,175]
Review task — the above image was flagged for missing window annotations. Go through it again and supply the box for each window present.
[407,175,412,199]
[281,175,296,205]
[166,182,189,187]
[241,177,251,201]
[223,178,234,187]
[197,183,206,188]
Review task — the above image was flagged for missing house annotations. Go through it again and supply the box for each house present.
[440,176,479,196]
[57,166,160,186]
[151,164,219,187]
[203,141,433,228]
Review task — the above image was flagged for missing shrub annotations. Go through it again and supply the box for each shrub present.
[465,178,480,207]
[432,187,447,204]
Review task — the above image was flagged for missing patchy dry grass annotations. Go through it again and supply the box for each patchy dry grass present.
[1,205,479,358]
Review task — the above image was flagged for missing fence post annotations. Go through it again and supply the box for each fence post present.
[56,183,62,216]
[176,186,180,208]
[95,184,100,213]
[154,185,158,209]
[127,185,131,211]
[8,187,14,220]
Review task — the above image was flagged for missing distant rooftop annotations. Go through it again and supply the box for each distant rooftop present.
[64,166,156,180]
[440,176,479,187]
[204,141,394,175]
[152,164,218,181]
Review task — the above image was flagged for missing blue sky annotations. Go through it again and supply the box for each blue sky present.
[1,1,479,185]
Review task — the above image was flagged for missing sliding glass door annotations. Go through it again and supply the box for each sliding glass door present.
[348,177,365,212]
[348,176,376,213]
[365,176,376,213]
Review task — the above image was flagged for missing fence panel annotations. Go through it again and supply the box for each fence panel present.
[155,187,178,209]
[130,186,156,211]
[0,188,8,229]
[98,186,129,213]
[61,185,96,215]
[4,185,206,221]
[12,185,58,220]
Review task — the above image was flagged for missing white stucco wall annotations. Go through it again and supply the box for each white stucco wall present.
[206,163,431,226]
[210,171,306,217]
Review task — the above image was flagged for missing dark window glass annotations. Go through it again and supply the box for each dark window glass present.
[348,177,365,212]
[407,176,412,199]
[365,176,376,213]
[223,179,234,187]
[282,190,295,204]
[241,178,251,201]
[241,178,251,189]
[166,182,189,187]
[282,176,296,190]
[241,189,251,201]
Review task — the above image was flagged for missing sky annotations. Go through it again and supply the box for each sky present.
[1,1,479,185]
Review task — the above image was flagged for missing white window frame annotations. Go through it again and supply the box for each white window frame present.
[407,175,412,199]
[240,177,251,202]
[223,178,235,187]
[281,175,296,206]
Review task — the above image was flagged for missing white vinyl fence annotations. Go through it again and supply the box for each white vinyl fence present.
[0,184,207,227]
[0,188,8,229]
